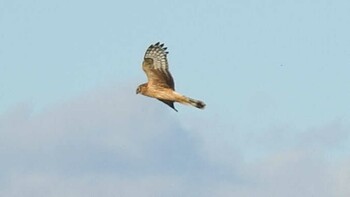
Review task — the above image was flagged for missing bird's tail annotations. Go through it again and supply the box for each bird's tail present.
[182,96,206,109]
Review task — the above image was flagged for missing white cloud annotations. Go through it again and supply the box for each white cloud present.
[0,85,349,197]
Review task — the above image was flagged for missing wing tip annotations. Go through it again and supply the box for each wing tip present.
[144,42,169,59]
[152,42,167,48]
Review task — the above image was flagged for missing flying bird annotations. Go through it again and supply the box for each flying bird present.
[136,42,206,111]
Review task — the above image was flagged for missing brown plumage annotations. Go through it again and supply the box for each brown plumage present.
[136,42,206,111]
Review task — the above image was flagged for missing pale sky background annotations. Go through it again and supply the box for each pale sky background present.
[1,0,350,196]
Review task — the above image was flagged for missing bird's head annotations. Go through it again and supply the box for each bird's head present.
[136,83,147,94]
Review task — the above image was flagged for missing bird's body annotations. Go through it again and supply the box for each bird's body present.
[136,42,205,111]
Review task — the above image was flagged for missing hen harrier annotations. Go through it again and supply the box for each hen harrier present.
[136,42,206,111]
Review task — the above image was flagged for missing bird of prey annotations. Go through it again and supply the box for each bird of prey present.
[136,42,206,112]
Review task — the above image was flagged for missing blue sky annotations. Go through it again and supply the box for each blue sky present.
[1,0,350,196]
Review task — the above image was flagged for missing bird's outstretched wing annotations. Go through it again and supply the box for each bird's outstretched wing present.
[142,42,175,90]
[157,99,178,112]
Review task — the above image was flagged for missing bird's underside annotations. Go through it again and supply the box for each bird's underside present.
[136,42,206,111]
